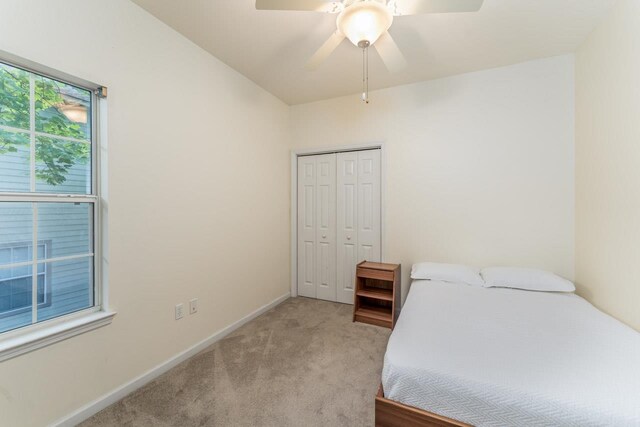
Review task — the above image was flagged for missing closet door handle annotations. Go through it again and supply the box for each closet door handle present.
[347,235,351,240]
[322,234,327,239]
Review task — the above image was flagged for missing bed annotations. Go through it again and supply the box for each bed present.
[377,279,640,426]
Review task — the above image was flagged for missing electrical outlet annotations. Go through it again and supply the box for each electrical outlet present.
[189,298,198,314]
[175,303,184,320]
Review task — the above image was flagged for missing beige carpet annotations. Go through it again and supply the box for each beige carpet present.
[81,297,391,427]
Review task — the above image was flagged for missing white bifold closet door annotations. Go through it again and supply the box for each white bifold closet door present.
[297,149,381,304]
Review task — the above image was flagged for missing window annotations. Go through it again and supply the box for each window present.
[0,54,112,357]
[0,241,51,316]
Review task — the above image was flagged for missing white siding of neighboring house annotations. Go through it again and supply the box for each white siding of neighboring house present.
[0,154,92,332]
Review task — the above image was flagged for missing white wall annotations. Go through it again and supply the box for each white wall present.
[0,1,290,426]
[575,0,640,331]
[291,55,576,302]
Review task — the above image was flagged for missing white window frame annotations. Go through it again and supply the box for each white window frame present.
[0,50,115,362]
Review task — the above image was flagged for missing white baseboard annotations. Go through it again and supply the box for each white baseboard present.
[52,292,291,427]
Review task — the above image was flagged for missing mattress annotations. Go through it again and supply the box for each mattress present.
[382,280,640,426]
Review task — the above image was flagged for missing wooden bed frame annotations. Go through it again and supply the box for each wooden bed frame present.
[375,384,471,427]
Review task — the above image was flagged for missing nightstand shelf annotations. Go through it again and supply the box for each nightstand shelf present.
[356,287,393,301]
[353,261,401,329]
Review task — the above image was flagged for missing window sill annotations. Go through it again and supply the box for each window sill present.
[0,310,116,362]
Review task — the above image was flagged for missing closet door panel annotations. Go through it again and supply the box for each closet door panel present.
[298,149,380,304]
[336,152,359,304]
[297,156,316,298]
[315,154,337,302]
[357,150,381,263]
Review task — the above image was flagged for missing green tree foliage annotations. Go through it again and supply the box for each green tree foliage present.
[0,64,90,186]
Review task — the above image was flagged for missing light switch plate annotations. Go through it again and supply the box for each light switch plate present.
[175,303,184,320]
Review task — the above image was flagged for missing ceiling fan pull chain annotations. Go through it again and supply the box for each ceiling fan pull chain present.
[360,40,370,104]
[366,44,369,104]
[362,45,366,103]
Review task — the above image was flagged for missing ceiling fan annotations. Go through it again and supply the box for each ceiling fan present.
[256,0,484,101]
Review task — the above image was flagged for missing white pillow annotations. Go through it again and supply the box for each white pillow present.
[481,267,575,292]
[411,262,484,286]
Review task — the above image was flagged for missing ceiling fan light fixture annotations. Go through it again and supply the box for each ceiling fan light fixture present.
[336,1,393,46]
[57,103,88,124]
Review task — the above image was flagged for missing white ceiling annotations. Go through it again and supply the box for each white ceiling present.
[130,0,615,105]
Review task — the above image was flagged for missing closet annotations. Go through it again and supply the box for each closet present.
[297,149,381,304]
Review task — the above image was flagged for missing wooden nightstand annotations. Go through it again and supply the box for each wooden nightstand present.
[353,261,401,329]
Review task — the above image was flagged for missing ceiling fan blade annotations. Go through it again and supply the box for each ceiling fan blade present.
[373,32,407,73]
[390,0,484,15]
[305,31,346,70]
[256,0,342,13]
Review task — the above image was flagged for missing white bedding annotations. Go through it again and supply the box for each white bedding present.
[382,280,640,426]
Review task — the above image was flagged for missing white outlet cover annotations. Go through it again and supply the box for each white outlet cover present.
[175,303,184,320]
[189,298,198,314]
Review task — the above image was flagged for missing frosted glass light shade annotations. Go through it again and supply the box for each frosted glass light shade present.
[337,1,393,46]
[57,104,88,124]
